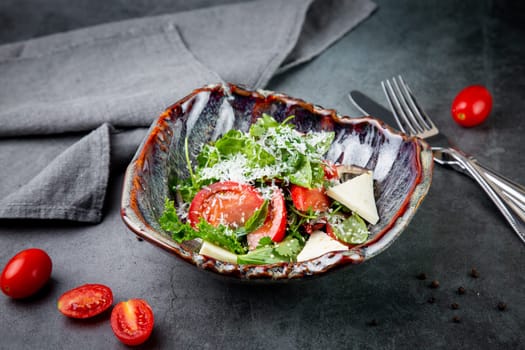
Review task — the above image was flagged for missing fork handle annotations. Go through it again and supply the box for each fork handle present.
[444,148,525,243]
[434,149,525,209]
[473,160,525,213]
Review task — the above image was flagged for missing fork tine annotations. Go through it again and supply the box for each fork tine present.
[382,76,439,138]
[396,76,437,132]
[391,77,427,134]
[381,79,417,135]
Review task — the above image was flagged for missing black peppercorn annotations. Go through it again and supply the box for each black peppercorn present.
[457,286,466,295]
[452,316,461,323]
[451,303,459,310]
[429,280,440,289]
[470,268,480,278]
[417,272,427,280]
[367,319,379,326]
[497,302,507,311]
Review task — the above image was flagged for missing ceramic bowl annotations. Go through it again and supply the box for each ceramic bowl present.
[121,83,433,281]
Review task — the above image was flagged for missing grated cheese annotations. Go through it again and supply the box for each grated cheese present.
[196,125,333,186]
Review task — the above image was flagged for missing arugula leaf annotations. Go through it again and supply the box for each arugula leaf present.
[237,235,304,265]
[288,157,312,188]
[194,129,275,184]
[304,131,334,156]
[256,236,273,248]
[240,200,269,235]
[196,143,220,169]
[249,113,281,137]
[214,129,246,153]
[237,246,283,265]
[214,129,274,167]
[194,220,247,255]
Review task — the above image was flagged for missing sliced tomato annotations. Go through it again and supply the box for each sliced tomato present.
[290,185,331,212]
[188,181,264,228]
[111,299,154,346]
[57,284,113,319]
[247,188,287,250]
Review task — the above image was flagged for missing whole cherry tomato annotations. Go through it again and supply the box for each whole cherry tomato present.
[111,299,154,346]
[1,248,52,299]
[57,284,113,319]
[451,85,493,127]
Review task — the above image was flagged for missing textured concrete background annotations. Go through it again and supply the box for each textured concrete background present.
[1,1,524,349]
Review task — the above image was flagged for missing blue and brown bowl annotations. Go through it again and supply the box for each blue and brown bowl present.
[121,83,433,281]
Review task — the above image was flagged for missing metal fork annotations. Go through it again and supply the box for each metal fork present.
[382,75,525,243]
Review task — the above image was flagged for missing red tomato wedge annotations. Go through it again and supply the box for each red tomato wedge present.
[188,181,265,228]
[111,299,154,346]
[290,185,331,212]
[247,188,287,250]
[1,248,52,299]
[57,284,113,319]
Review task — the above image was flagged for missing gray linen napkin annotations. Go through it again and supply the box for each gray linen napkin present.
[0,0,376,223]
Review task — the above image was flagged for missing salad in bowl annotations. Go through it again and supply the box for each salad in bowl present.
[121,83,433,280]
[160,113,379,265]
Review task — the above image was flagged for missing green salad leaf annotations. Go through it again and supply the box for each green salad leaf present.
[158,199,192,241]
[190,114,334,189]
[328,212,369,244]
[237,246,282,265]
[159,199,248,255]
[194,220,247,255]
[237,235,304,265]
[249,113,281,137]
[235,200,269,237]
[256,236,274,248]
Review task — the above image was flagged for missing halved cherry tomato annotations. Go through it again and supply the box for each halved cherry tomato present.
[1,248,52,299]
[111,299,154,346]
[57,284,113,319]
[451,85,493,127]
[325,223,343,243]
[290,185,331,212]
[188,181,264,228]
[247,188,287,249]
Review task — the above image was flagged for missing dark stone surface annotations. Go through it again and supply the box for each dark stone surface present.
[1,0,524,349]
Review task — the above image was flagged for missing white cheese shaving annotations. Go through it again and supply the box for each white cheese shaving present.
[326,171,379,224]
[199,241,238,264]
[297,231,349,262]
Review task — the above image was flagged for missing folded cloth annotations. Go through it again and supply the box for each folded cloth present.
[0,0,376,223]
